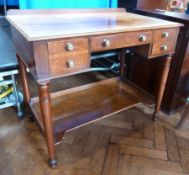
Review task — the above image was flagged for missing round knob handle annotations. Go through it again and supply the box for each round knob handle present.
[161,45,168,51]
[162,32,169,38]
[139,35,147,42]
[66,42,74,51]
[102,39,111,47]
[66,60,75,68]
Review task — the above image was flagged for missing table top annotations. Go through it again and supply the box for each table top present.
[6,9,181,41]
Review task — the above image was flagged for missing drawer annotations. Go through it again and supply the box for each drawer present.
[153,28,179,42]
[49,53,89,75]
[151,41,176,57]
[48,37,88,55]
[91,31,153,52]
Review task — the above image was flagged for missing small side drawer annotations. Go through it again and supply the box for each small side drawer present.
[151,41,176,57]
[49,53,89,75]
[48,37,89,76]
[48,37,88,55]
[153,28,179,42]
[91,31,153,52]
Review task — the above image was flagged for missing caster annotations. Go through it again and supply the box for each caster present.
[48,159,57,168]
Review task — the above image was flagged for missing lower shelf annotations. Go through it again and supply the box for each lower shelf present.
[30,77,154,143]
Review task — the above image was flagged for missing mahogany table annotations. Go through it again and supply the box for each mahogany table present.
[6,8,181,168]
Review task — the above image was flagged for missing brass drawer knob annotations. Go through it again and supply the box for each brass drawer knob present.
[162,32,169,38]
[66,42,74,51]
[102,39,111,47]
[161,45,168,51]
[139,35,147,42]
[66,60,75,68]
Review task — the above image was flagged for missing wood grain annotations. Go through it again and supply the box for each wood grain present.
[49,52,89,75]
[7,8,182,169]
[6,10,181,41]
[153,28,179,42]
[38,83,56,167]
[154,122,166,150]
[1,85,189,174]
[165,129,180,161]
[132,156,183,174]
[111,135,154,148]
[101,144,120,175]
[48,37,88,55]
[121,145,168,160]
[91,30,153,52]
[151,41,176,57]
[31,78,154,142]
[133,9,188,113]
[137,0,168,10]
[117,154,131,175]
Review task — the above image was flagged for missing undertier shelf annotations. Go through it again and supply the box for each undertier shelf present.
[30,77,154,142]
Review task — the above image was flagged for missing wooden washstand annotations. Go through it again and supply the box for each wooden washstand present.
[6,8,182,168]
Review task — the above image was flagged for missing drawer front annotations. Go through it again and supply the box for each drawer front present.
[48,37,89,76]
[91,31,153,52]
[151,41,176,57]
[49,53,89,75]
[153,28,179,42]
[48,37,88,55]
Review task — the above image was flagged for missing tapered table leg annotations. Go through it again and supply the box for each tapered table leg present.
[17,53,32,120]
[153,55,172,121]
[38,83,57,168]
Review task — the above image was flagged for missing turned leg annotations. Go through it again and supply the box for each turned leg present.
[17,54,32,120]
[153,55,172,121]
[119,48,126,79]
[38,83,57,168]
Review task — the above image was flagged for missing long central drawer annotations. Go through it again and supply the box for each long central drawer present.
[91,30,153,52]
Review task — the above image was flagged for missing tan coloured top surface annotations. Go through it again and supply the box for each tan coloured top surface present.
[6,9,181,41]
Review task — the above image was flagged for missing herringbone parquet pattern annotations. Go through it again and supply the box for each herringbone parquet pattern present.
[0,104,189,175]
[0,73,189,175]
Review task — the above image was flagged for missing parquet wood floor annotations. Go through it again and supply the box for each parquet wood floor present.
[0,72,189,175]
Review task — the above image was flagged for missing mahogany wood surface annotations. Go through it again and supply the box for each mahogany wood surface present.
[91,30,153,52]
[7,9,181,82]
[153,55,172,120]
[119,48,126,78]
[17,54,32,119]
[2,91,189,174]
[38,83,57,168]
[137,0,168,10]
[133,9,189,113]
[31,77,154,143]
[17,54,30,104]
[6,9,180,41]
[48,37,90,76]
[153,28,179,42]
[7,9,181,168]
[150,40,176,57]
